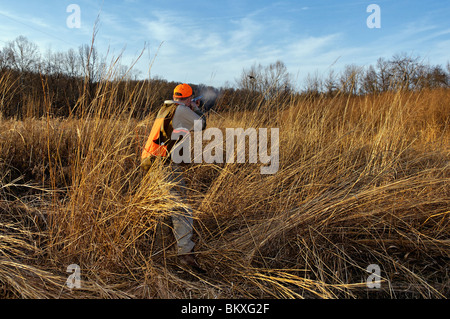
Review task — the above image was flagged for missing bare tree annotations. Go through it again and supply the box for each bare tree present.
[262,60,291,98]
[237,60,292,98]
[324,69,337,96]
[420,64,449,88]
[63,48,81,78]
[0,48,7,70]
[237,62,263,93]
[339,64,362,95]
[376,57,392,92]
[41,48,64,75]
[305,70,323,95]
[388,53,421,89]
[361,65,379,94]
[78,43,101,83]
[4,36,40,73]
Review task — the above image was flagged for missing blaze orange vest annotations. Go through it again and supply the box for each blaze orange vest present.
[141,102,178,169]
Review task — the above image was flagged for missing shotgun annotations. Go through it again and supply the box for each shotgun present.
[192,95,203,102]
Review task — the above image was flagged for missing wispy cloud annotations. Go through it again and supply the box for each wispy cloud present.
[133,8,356,86]
[287,34,342,59]
[134,9,276,84]
[228,17,262,51]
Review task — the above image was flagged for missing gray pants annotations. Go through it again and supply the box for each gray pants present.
[166,163,195,255]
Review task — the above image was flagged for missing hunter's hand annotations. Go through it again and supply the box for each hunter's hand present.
[190,100,200,111]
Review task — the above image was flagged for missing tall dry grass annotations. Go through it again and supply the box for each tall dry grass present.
[0,66,449,298]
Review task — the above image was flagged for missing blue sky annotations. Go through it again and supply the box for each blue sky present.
[0,0,449,88]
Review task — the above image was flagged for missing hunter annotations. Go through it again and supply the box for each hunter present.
[141,83,206,270]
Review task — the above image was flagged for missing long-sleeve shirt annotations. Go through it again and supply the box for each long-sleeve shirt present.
[166,100,207,133]
[166,100,206,164]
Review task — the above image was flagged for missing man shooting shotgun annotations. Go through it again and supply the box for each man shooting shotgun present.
[141,83,206,271]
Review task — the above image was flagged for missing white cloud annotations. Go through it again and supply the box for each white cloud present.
[228,16,262,50]
[29,17,51,29]
[287,34,341,59]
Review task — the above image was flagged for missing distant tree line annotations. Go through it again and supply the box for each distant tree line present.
[230,56,449,110]
[303,53,450,97]
[0,36,181,118]
[0,36,449,118]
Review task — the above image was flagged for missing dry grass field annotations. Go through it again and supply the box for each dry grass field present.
[0,72,449,299]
